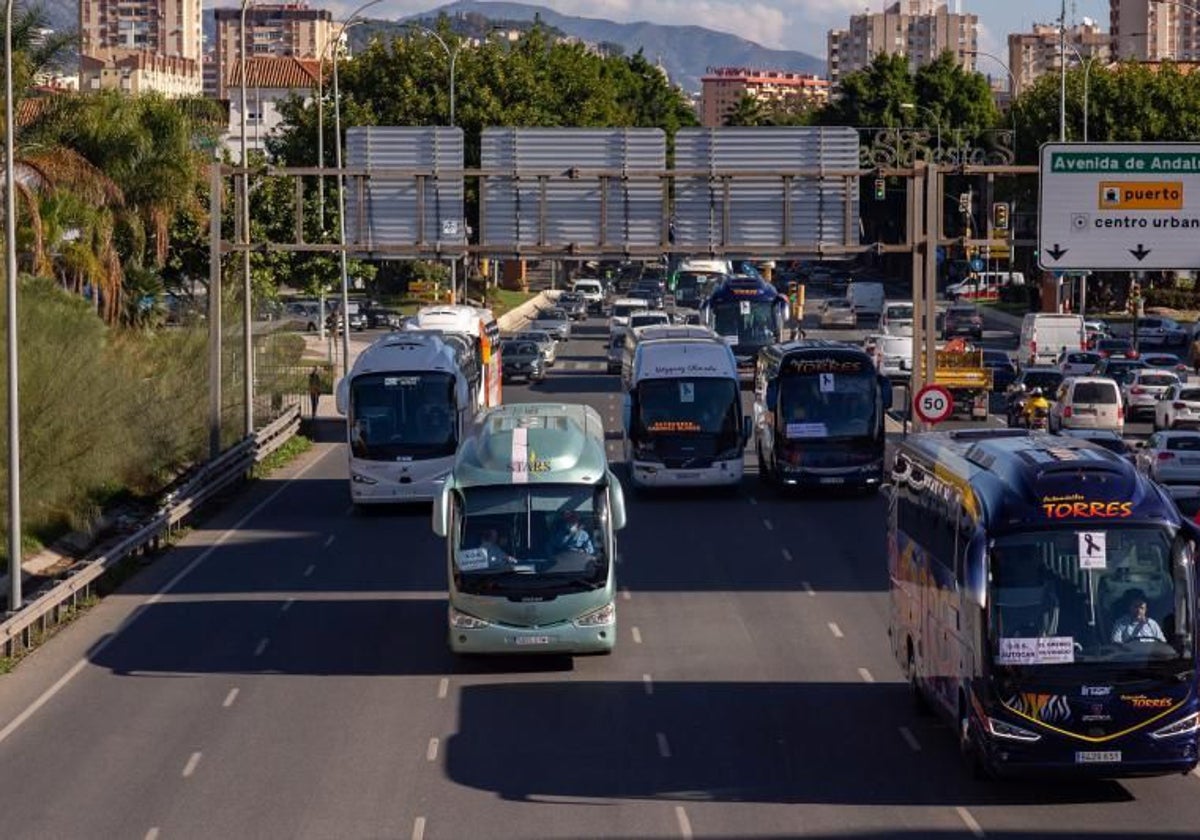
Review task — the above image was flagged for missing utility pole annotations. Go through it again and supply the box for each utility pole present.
[1059,0,1068,142]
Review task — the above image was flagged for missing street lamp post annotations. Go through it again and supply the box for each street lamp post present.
[409,25,463,303]
[1059,0,1068,141]
[331,0,384,379]
[239,0,254,435]
[4,0,22,611]
[899,102,941,155]
[1063,43,1098,142]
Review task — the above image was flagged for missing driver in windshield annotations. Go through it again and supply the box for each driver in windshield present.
[1111,593,1167,644]
[549,510,595,555]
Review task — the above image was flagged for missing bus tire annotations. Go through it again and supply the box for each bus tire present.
[958,693,990,780]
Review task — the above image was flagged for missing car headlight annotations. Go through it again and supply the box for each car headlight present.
[574,602,616,627]
[986,716,1042,743]
[351,472,378,485]
[449,606,490,630]
[1151,712,1199,740]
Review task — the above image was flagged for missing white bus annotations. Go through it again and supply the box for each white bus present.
[622,327,749,488]
[409,305,503,409]
[335,332,471,505]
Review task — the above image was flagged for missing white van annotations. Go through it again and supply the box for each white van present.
[572,279,605,312]
[879,301,914,336]
[946,271,1026,301]
[845,281,885,321]
[1018,313,1086,368]
[1049,376,1124,433]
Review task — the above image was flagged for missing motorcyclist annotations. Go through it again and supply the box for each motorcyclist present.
[1023,386,1051,428]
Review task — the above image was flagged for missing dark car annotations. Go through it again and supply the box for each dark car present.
[1053,428,1130,457]
[982,349,1017,392]
[1094,336,1134,358]
[628,284,664,310]
[556,291,589,321]
[363,306,403,329]
[500,340,545,383]
[942,302,983,340]
[1091,357,1147,387]
[1133,316,1189,349]
[1004,366,1064,427]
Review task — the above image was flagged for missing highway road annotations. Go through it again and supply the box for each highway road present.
[1,304,1199,839]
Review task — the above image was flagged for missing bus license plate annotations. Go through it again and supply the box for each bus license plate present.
[1075,750,1121,764]
[516,635,553,646]
[819,477,845,485]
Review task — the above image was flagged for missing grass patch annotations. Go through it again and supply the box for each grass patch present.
[252,434,313,479]
[484,288,536,317]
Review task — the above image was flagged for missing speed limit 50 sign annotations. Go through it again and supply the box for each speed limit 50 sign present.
[914,384,954,424]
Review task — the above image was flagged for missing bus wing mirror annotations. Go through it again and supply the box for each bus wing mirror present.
[879,376,894,410]
[964,532,987,609]
[608,473,628,531]
[765,381,778,410]
[431,485,451,538]
[742,415,752,445]
[622,393,632,430]
[335,377,349,415]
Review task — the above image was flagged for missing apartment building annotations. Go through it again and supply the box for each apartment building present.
[699,67,830,127]
[1008,20,1111,94]
[80,0,203,96]
[225,57,321,162]
[212,4,334,99]
[826,0,978,86]
[1112,0,1200,61]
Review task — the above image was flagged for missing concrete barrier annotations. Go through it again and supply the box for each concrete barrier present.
[497,290,560,333]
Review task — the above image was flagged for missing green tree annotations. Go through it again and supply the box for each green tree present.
[814,53,915,128]
[724,93,767,126]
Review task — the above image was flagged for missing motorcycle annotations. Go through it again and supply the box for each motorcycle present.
[1023,394,1051,430]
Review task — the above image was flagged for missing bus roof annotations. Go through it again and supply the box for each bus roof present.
[706,274,781,303]
[415,305,497,336]
[350,332,458,378]
[453,403,608,488]
[895,429,1178,531]
[634,335,737,382]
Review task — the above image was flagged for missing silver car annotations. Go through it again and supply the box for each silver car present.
[1135,431,1200,484]
[531,307,572,341]
[513,330,557,366]
[606,330,625,374]
[1122,369,1180,419]
[819,298,857,329]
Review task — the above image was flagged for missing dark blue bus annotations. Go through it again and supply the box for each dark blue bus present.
[699,274,787,383]
[889,429,1200,778]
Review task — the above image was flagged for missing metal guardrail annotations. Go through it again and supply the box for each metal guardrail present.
[0,405,303,659]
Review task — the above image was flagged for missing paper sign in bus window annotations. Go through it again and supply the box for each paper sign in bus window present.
[457,548,491,572]
[998,636,1076,665]
[1078,531,1107,570]
[786,422,827,439]
[679,382,695,403]
[819,372,835,393]
[740,300,750,315]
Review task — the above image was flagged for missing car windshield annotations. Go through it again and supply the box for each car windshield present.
[1105,363,1144,384]
[630,315,667,329]
[1066,353,1099,364]
[1166,436,1200,452]
[612,303,642,318]
[983,351,1010,364]
[988,526,1192,670]
[502,341,537,356]
[827,300,852,310]
[1021,371,1063,391]
[349,372,457,461]
[453,484,610,597]
[1181,388,1200,402]
[515,332,550,344]
[886,305,914,320]
[878,337,911,355]
[1073,382,1118,403]
[779,372,879,440]
[1140,373,1179,387]
[538,309,566,320]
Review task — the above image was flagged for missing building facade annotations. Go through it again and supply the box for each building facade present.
[699,67,830,127]
[826,0,978,86]
[212,4,334,99]
[80,0,203,96]
[224,56,321,162]
[1112,0,1200,62]
[1008,20,1111,94]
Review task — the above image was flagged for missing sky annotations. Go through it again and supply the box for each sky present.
[340,0,1113,65]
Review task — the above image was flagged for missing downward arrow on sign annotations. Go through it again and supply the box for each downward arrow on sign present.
[1045,244,1068,261]
[1130,244,1152,261]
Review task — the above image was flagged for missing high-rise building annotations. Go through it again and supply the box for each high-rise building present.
[80,0,203,95]
[826,0,978,87]
[1111,0,1200,61]
[1008,20,1111,94]
[699,67,831,127]
[212,4,335,99]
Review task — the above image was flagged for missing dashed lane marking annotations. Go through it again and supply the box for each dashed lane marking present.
[254,638,270,657]
[632,626,643,644]
[182,751,202,778]
[412,817,427,840]
[656,732,672,759]
[802,581,816,597]
[621,588,631,601]
[323,534,335,548]
[747,495,758,506]
[899,726,922,752]
[643,674,654,696]
[145,829,160,840]
[858,667,875,683]
[437,678,449,700]
[675,806,694,839]
[828,622,844,639]
[426,737,440,762]
[280,598,295,614]
[956,806,984,837]
[222,688,240,708]
[303,564,316,577]
[781,548,793,562]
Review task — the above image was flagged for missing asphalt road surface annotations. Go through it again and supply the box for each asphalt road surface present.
[1,308,1199,840]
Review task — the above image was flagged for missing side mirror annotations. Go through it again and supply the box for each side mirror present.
[622,393,632,431]
[879,376,894,410]
[608,473,628,531]
[431,485,451,537]
[765,381,779,411]
[742,414,752,444]
[335,376,349,415]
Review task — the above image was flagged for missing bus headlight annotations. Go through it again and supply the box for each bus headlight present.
[986,717,1042,743]
[1151,712,1200,740]
[351,472,378,485]
[574,602,616,627]
[449,606,490,630]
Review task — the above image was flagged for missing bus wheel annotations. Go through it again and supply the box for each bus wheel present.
[958,694,990,780]
[909,644,930,715]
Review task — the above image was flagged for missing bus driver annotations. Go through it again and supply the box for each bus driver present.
[1112,593,1167,644]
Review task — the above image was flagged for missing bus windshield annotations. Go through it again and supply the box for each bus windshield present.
[674,272,721,306]
[454,484,609,597]
[779,373,879,440]
[632,378,740,453]
[349,372,457,460]
[711,299,780,347]
[989,526,1193,672]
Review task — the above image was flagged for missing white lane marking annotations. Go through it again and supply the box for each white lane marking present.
[632,626,643,644]
[426,737,440,762]
[762,518,774,531]
[803,581,816,597]
[323,534,335,548]
[656,731,672,759]
[828,622,844,639]
[675,806,694,839]
[643,674,655,696]
[858,667,875,683]
[281,598,295,614]
[254,637,270,657]
[222,688,240,708]
[0,445,329,748]
[956,806,985,838]
[781,548,793,562]
[303,563,316,577]
[343,505,355,517]
[145,829,160,840]
[437,678,449,700]
[747,495,758,506]
[1192,765,1200,779]
[412,816,427,840]
[899,726,922,752]
[182,751,203,778]
[621,588,631,601]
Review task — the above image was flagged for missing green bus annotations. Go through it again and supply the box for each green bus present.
[432,403,628,655]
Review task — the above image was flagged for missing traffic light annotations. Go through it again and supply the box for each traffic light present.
[993,202,1010,231]
[874,177,886,201]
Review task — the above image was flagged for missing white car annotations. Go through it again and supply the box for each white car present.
[1049,376,1124,433]
[1121,369,1180,420]
[513,329,557,366]
[1135,431,1200,484]
[1057,350,1102,378]
[871,334,913,382]
[819,298,857,329]
[1154,383,1200,430]
[879,301,914,337]
[608,298,648,333]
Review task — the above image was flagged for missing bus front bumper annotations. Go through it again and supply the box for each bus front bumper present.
[978,730,1199,779]
[350,472,448,504]
[776,461,883,489]
[630,458,743,487]
[448,614,616,655]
